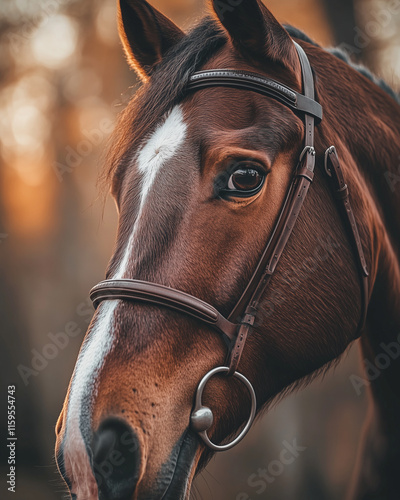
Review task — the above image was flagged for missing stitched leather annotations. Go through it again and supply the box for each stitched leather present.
[187,69,323,122]
[90,279,238,340]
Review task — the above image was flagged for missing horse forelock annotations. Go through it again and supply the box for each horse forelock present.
[101,17,227,198]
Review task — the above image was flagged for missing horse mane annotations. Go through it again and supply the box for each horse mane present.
[102,17,399,192]
[285,25,400,104]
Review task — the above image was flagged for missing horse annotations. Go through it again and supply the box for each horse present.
[55,1,400,499]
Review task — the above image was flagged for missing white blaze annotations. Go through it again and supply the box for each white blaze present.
[115,105,187,278]
[63,105,187,482]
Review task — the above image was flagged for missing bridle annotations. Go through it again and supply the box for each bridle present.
[89,42,369,451]
[90,42,369,451]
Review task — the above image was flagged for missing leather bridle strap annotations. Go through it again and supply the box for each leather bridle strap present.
[187,70,322,123]
[90,279,237,341]
[225,41,317,373]
[324,146,369,334]
[228,42,316,324]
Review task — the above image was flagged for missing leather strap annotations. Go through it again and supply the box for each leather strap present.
[187,69,323,123]
[226,42,317,374]
[90,279,237,341]
[324,146,369,334]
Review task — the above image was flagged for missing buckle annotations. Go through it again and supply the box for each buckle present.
[299,145,315,163]
[324,145,336,177]
[296,146,315,182]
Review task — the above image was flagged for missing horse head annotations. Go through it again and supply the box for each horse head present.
[55,1,400,499]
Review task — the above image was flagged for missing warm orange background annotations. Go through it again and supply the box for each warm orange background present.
[0,0,399,498]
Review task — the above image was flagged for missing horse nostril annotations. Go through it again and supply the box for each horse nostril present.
[91,418,141,500]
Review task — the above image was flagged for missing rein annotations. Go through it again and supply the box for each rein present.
[89,42,368,452]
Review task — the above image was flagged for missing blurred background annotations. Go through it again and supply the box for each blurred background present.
[0,0,399,499]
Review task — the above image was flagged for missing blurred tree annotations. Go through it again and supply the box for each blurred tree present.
[321,0,358,52]
[355,0,400,86]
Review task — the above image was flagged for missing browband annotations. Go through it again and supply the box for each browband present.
[187,69,323,123]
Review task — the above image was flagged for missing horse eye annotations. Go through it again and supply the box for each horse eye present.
[225,165,265,196]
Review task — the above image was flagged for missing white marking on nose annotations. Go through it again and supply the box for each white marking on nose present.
[63,105,187,479]
[63,300,117,497]
[115,104,187,279]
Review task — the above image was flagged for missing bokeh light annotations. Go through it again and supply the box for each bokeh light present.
[31,14,79,69]
[0,72,55,185]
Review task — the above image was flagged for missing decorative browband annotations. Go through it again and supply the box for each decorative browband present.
[187,69,323,123]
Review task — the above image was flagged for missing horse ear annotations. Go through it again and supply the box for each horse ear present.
[118,0,185,80]
[210,0,299,72]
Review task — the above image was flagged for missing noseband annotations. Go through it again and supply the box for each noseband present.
[90,42,368,452]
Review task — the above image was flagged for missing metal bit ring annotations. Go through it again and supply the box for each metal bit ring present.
[190,366,257,452]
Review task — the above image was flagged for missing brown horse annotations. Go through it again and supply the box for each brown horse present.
[55,1,400,499]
